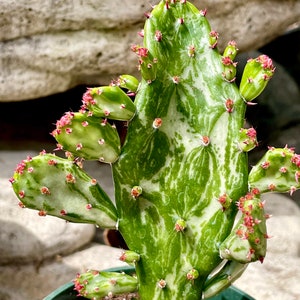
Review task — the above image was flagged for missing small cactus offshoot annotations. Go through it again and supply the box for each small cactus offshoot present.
[10,1,299,300]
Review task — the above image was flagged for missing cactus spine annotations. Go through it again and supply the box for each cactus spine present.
[10,1,299,299]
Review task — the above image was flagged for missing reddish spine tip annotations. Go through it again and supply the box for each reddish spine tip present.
[201,135,210,146]
[153,118,162,129]
[155,30,162,42]
[66,173,76,183]
[60,209,67,216]
[157,279,167,289]
[225,98,234,113]
[41,186,51,195]
[200,9,207,16]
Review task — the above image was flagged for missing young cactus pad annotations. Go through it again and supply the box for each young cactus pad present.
[10,1,299,300]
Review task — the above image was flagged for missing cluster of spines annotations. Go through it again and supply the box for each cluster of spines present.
[48,75,139,163]
[219,189,268,263]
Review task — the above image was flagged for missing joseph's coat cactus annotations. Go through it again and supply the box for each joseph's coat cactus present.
[10,1,299,299]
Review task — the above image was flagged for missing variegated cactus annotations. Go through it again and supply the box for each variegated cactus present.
[10,1,300,299]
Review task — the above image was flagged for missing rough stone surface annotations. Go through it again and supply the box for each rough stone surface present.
[0,244,127,300]
[1,0,300,101]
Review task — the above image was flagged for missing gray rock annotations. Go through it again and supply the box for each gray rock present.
[272,124,300,153]
[0,244,127,300]
[1,0,299,101]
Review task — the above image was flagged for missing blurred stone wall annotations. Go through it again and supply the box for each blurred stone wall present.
[0,0,300,101]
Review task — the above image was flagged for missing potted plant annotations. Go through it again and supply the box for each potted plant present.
[9,1,300,299]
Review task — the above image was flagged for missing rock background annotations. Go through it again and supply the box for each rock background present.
[1,0,300,101]
[0,0,300,299]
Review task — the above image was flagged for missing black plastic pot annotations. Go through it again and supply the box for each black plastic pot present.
[44,266,255,300]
